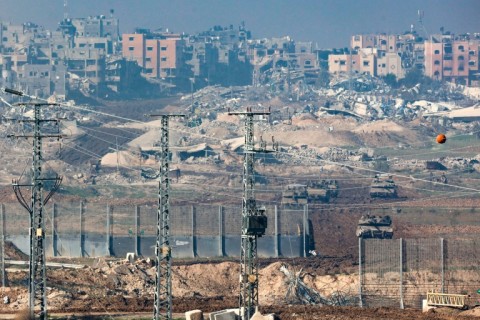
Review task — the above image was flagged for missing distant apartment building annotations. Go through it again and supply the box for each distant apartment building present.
[58,15,119,54]
[331,31,480,86]
[184,24,252,86]
[122,30,185,79]
[247,36,319,87]
[330,33,422,79]
[75,37,112,55]
[0,21,33,52]
[196,24,251,45]
[0,13,127,98]
[66,48,105,84]
[376,52,404,78]
[351,34,376,50]
[16,63,67,98]
[424,34,480,86]
[70,15,119,52]
[56,14,127,92]
[183,41,218,81]
[328,52,354,74]
[328,48,378,77]
[396,33,425,69]
[330,32,420,81]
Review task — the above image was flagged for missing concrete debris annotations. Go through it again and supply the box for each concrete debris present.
[113,264,132,275]
[275,145,372,166]
[250,310,276,320]
[185,309,204,320]
[279,264,356,307]
[210,310,237,320]
[126,252,137,263]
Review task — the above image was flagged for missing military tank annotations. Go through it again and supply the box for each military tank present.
[282,184,308,206]
[369,174,397,198]
[307,179,339,203]
[356,214,393,239]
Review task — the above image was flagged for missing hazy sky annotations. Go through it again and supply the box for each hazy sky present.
[1,0,479,48]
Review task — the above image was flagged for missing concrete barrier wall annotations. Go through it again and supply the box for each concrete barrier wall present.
[3,203,310,259]
[7,234,305,259]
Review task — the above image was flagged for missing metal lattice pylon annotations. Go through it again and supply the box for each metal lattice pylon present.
[151,114,184,320]
[229,108,273,320]
[5,94,62,319]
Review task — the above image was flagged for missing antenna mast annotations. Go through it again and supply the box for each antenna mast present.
[418,10,429,38]
[63,0,68,20]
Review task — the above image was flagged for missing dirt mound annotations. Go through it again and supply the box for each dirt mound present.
[4,241,28,260]
[2,255,479,318]
[353,120,405,134]
[95,97,180,121]
[216,113,241,124]
[0,186,17,202]
[291,113,319,126]
[59,127,142,165]
[0,258,358,314]
[264,129,357,148]
[352,119,422,147]
[101,150,144,167]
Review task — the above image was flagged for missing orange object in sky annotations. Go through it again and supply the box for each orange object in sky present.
[436,134,447,144]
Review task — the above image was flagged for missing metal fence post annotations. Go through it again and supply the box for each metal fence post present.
[106,205,112,256]
[135,206,140,256]
[80,201,85,257]
[274,205,279,257]
[400,238,404,309]
[191,205,196,258]
[52,203,57,257]
[358,237,363,307]
[303,204,308,257]
[1,204,5,287]
[218,206,224,257]
[440,238,445,293]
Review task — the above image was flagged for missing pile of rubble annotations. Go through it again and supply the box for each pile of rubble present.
[0,257,361,314]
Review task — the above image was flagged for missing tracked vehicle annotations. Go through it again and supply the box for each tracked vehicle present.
[370,174,397,198]
[356,214,393,239]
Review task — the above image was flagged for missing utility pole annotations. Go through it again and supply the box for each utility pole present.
[228,107,277,320]
[149,114,184,320]
[3,88,62,320]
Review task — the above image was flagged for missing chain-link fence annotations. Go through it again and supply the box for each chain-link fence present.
[360,238,480,309]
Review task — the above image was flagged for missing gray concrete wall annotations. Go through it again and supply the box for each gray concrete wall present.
[3,203,309,258]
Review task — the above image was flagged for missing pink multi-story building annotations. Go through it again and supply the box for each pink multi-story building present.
[424,35,479,85]
[159,38,184,78]
[122,32,184,79]
[330,33,416,79]
[330,32,480,86]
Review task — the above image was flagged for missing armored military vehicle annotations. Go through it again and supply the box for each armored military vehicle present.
[307,179,339,203]
[370,174,397,198]
[356,214,393,239]
[282,184,308,206]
